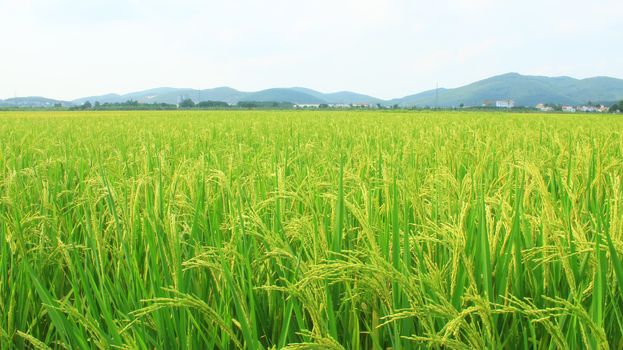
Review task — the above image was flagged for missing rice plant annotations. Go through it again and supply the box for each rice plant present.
[1,110,622,349]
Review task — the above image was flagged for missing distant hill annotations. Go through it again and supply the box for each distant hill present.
[74,86,382,106]
[390,73,623,107]
[0,96,70,107]
[291,88,383,104]
[241,88,325,104]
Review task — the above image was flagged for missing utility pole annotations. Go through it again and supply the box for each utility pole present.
[435,82,439,109]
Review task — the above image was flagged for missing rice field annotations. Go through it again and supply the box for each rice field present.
[1,110,623,349]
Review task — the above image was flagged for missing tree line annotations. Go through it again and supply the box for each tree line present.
[37,99,623,112]
[70,99,296,110]
[611,100,623,113]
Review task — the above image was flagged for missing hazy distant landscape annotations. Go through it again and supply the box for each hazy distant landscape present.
[3,73,623,109]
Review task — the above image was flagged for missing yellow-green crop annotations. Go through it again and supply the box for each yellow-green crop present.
[1,110,622,349]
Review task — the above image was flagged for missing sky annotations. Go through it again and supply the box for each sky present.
[1,0,622,101]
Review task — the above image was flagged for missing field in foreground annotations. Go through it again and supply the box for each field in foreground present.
[1,110,623,349]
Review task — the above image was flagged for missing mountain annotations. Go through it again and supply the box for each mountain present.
[4,73,623,108]
[0,96,70,107]
[291,88,383,104]
[74,87,381,105]
[390,73,623,107]
[73,88,197,105]
[241,88,326,104]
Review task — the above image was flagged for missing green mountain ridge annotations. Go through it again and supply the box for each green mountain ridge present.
[3,73,623,107]
[391,73,623,107]
[0,96,71,107]
[73,86,381,105]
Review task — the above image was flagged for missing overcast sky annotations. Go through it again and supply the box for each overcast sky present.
[1,0,621,100]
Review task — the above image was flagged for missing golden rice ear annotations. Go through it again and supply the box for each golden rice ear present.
[0,111,618,349]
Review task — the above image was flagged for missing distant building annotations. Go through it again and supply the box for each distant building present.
[294,104,320,109]
[574,105,610,113]
[562,106,576,113]
[483,99,514,108]
[496,99,514,108]
[535,103,554,112]
[578,106,597,112]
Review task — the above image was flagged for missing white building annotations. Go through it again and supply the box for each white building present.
[495,99,514,108]
[578,106,597,112]
[562,106,576,113]
[294,104,320,109]
[535,103,554,112]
